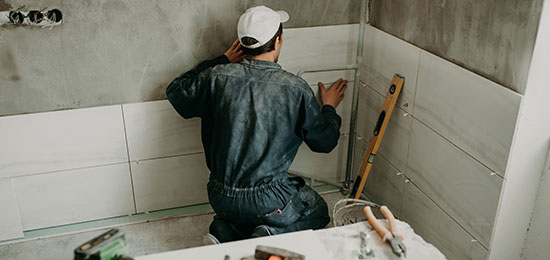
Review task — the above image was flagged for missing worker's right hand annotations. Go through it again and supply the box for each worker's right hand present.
[319,78,348,109]
[224,39,246,63]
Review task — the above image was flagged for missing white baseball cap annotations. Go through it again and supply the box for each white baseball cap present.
[237,6,289,49]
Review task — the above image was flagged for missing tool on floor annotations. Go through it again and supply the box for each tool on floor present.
[74,229,134,260]
[255,245,305,260]
[348,74,405,200]
[358,231,375,258]
[364,206,407,257]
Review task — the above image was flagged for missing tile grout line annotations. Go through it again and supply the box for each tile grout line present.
[377,152,402,174]
[0,151,211,182]
[120,105,138,214]
[412,50,421,117]
[0,162,130,181]
[8,178,24,239]
[412,116,505,179]
[369,151,406,217]
[405,179,490,250]
[354,130,404,203]
[133,152,205,163]
[358,84,411,162]
[361,80,408,116]
[401,50,422,216]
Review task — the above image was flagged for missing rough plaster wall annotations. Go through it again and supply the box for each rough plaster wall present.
[246,0,361,27]
[370,0,543,94]
[0,0,361,117]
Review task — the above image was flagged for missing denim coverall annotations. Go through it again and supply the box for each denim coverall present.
[166,54,342,242]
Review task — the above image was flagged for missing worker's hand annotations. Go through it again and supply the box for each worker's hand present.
[224,39,246,63]
[319,78,348,109]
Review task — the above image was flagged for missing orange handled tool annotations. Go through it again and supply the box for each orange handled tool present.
[364,206,407,257]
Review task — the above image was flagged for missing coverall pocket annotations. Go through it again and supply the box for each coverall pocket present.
[258,194,307,227]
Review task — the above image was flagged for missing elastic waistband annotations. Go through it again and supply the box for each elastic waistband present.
[207,176,291,197]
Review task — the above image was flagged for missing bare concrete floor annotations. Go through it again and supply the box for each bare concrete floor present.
[0,191,345,260]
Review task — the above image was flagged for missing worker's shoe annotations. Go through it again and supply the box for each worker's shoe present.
[202,233,220,245]
[209,215,246,243]
[250,225,273,238]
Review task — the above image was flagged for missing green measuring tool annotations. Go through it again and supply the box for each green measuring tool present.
[74,229,134,260]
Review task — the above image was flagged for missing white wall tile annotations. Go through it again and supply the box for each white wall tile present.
[0,179,23,241]
[472,244,489,260]
[407,119,502,247]
[278,24,359,135]
[279,24,358,81]
[354,138,404,217]
[123,100,202,161]
[301,71,357,87]
[401,182,488,260]
[309,81,354,134]
[13,164,135,230]
[289,135,348,185]
[131,154,209,213]
[361,26,421,114]
[356,83,412,171]
[0,105,128,178]
[414,51,521,175]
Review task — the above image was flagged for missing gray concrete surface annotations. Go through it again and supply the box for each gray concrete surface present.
[0,191,345,260]
[0,0,360,117]
[369,0,543,94]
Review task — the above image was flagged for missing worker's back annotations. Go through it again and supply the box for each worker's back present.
[203,58,310,188]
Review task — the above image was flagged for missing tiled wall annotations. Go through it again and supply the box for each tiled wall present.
[0,24,358,241]
[355,26,522,259]
[280,24,358,185]
[0,21,522,259]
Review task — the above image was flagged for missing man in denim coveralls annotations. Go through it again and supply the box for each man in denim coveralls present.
[166,6,348,244]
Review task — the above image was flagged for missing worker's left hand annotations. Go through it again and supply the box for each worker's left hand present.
[224,39,246,63]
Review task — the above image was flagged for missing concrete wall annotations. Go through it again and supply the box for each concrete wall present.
[369,0,543,94]
[0,0,360,117]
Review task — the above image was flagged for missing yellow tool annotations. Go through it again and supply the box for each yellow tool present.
[348,74,404,200]
[364,206,407,257]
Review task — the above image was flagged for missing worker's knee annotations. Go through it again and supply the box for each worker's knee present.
[297,185,330,229]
